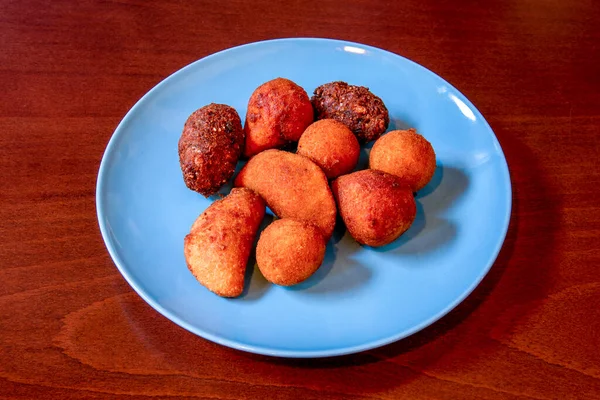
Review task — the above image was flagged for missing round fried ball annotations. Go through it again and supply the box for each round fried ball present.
[369,128,436,192]
[178,103,244,197]
[244,78,314,157]
[297,119,360,179]
[311,81,389,143]
[332,169,416,247]
[256,219,326,286]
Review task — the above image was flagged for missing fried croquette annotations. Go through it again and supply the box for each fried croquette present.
[311,81,389,143]
[332,169,416,247]
[297,119,360,179]
[369,128,436,192]
[256,219,326,286]
[183,188,265,297]
[178,103,244,197]
[244,78,314,157]
[234,149,337,239]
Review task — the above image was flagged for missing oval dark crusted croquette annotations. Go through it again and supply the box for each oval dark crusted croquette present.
[311,81,389,143]
[178,103,244,197]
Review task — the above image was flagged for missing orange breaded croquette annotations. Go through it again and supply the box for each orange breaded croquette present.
[184,188,265,297]
[256,218,326,286]
[369,128,436,192]
[244,78,314,157]
[297,119,360,179]
[234,149,337,239]
[332,169,416,247]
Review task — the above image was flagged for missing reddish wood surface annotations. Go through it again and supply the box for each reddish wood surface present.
[1,0,600,398]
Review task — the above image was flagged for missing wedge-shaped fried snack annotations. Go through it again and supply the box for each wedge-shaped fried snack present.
[234,149,336,239]
[184,188,265,297]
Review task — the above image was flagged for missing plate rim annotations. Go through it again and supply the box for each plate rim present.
[96,37,512,358]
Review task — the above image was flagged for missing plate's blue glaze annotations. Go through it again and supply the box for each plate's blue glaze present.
[96,38,511,358]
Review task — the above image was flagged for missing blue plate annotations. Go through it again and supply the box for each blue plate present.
[96,38,511,358]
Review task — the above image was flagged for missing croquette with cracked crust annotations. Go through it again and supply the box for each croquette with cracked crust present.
[184,188,266,297]
[332,169,416,247]
[256,219,326,286]
[297,119,360,179]
[244,78,314,157]
[178,103,244,197]
[234,149,337,239]
[370,128,436,192]
[312,81,389,143]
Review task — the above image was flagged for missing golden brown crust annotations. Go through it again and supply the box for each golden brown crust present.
[234,149,337,239]
[297,119,360,179]
[369,128,436,192]
[256,219,326,286]
[244,78,314,157]
[332,169,416,247]
[183,188,266,297]
[311,81,389,143]
[178,103,244,197]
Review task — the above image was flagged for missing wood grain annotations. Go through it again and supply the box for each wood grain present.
[1,0,599,398]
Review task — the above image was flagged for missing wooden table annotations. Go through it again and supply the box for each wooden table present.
[2,0,599,398]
